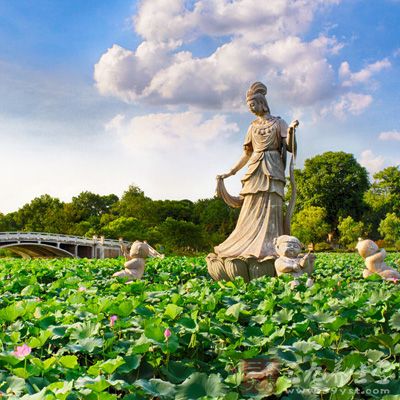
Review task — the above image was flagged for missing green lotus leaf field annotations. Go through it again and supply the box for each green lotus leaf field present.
[0,253,400,399]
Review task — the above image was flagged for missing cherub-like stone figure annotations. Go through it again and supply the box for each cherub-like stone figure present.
[356,239,400,281]
[274,235,315,287]
[113,240,163,282]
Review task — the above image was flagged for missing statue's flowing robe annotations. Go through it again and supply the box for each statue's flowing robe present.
[215,117,288,259]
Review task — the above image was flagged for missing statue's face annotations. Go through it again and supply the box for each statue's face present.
[247,97,263,116]
[278,240,302,258]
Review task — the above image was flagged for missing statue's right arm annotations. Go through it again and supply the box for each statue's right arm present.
[119,242,130,260]
[276,259,298,273]
[218,149,252,179]
[368,250,385,264]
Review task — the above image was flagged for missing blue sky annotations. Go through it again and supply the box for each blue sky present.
[0,0,399,213]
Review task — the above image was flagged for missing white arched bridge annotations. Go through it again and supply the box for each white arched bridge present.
[0,232,126,259]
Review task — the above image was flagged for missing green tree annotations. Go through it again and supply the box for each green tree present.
[64,191,118,235]
[115,185,152,221]
[193,198,239,245]
[291,206,330,248]
[149,199,195,225]
[14,195,67,233]
[157,217,205,253]
[101,216,147,241]
[378,213,400,245]
[0,213,5,231]
[365,166,400,213]
[67,191,118,222]
[0,212,19,231]
[295,152,370,229]
[337,216,365,249]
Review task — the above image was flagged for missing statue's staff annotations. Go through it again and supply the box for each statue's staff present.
[284,120,299,235]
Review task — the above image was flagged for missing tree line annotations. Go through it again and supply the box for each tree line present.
[0,151,399,254]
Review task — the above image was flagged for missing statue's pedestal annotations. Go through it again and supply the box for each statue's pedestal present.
[206,253,276,282]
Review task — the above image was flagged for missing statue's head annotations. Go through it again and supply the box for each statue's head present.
[246,82,270,115]
[274,235,302,258]
[356,239,379,259]
[129,240,150,258]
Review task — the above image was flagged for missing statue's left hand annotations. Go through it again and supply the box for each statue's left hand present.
[289,120,299,130]
[217,172,233,180]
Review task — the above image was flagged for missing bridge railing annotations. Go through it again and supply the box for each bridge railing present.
[0,232,128,248]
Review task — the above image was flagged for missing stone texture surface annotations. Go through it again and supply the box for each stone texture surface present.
[357,239,400,282]
[274,235,315,278]
[207,82,299,282]
[113,240,163,282]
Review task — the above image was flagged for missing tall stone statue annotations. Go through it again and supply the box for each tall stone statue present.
[207,82,298,282]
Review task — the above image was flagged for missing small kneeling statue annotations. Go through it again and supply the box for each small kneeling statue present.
[113,240,163,282]
[356,239,400,282]
[274,235,315,287]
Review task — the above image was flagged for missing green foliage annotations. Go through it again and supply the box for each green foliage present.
[0,254,400,398]
[295,152,370,227]
[364,166,400,239]
[13,194,68,233]
[338,216,365,248]
[115,185,152,221]
[379,213,400,245]
[157,217,206,253]
[101,216,147,241]
[291,206,330,246]
[365,166,400,216]
[2,161,400,256]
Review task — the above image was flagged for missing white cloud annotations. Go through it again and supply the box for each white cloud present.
[379,130,400,141]
[94,0,348,111]
[94,0,393,121]
[339,58,391,87]
[322,92,373,119]
[359,150,385,175]
[134,0,340,43]
[103,111,244,202]
[105,111,240,150]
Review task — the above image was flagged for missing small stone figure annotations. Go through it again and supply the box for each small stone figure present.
[274,235,315,287]
[356,239,400,282]
[113,240,163,282]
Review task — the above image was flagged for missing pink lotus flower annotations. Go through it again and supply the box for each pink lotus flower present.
[164,328,171,339]
[13,344,31,358]
[110,315,118,327]
[78,286,86,292]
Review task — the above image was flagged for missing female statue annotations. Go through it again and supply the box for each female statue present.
[207,82,298,281]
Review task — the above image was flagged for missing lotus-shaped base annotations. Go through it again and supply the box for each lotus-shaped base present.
[206,253,276,282]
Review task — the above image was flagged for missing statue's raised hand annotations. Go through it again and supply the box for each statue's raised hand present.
[289,120,299,131]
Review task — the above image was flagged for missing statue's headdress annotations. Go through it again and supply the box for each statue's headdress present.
[246,82,267,101]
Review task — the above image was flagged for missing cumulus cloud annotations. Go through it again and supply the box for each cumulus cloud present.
[359,150,385,175]
[94,0,388,118]
[94,0,350,111]
[339,58,391,87]
[321,92,373,119]
[105,111,239,151]
[379,130,400,141]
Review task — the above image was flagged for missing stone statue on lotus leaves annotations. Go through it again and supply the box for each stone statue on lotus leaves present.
[113,240,163,282]
[357,239,400,282]
[207,82,299,282]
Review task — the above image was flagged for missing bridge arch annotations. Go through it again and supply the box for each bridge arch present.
[0,232,125,259]
[0,243,75,259]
